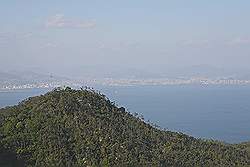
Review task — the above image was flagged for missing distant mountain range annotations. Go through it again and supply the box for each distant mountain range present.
[1,65,250,87]
[47,64,250,79]
[0,71,69,85]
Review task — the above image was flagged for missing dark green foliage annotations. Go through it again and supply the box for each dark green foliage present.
[0,143,25,167]
[237,142,250,157]
[0,87,249,166]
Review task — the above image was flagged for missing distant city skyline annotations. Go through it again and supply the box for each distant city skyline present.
[1,1,250,77]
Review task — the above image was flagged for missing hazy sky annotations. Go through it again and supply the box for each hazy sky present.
[1,1,250,77]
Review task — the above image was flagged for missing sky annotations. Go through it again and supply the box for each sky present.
[1,1,250,78]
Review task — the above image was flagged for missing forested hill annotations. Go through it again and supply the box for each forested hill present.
[0,87,249,166]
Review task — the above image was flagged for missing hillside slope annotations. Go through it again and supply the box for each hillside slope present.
[0,87,249,166]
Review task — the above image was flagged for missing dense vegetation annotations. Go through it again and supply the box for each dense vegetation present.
[0,87,249,166]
